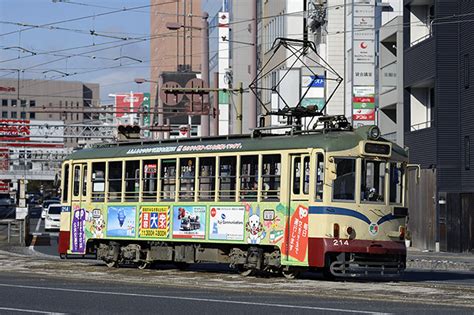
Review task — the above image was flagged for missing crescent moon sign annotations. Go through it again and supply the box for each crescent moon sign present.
[360,42,368,49]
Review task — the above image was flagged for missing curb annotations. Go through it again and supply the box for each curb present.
[406,258,474,272]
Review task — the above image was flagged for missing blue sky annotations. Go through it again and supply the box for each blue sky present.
[0,0,151,103]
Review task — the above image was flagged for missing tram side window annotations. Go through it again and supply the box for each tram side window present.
[125,160,140,202]
[82,165,88,197]
[108,161,123,202]
[390,163,403,204]
[161,159,176,201]
[262,154,281,201]
[315,153,324,201]
[91,162,105,202]
[292,157,301,194]
[62,164,69,203]
[219,156,236,201]
[142,160,158,201]
[73,165,80,197]
[361,160,386,203]
[198,157,215,201]
[303,156,310,194]
[332,158,356,201]
[179,158,195,201]
[240,155,258,201]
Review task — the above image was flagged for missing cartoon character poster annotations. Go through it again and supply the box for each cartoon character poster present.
[282,205,309,262]
[245,204,266,244]
[71,205,86,253]
[85,207,106,239]
[209,206,245,241]
[107,206,136,237]
[172,206,206,239]
[139,206,170,238]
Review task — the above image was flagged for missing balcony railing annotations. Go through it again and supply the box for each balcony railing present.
[410,120,433,131]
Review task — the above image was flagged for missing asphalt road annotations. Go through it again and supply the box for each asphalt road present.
[0,272,471,315]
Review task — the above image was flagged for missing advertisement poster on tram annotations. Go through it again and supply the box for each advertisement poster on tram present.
[281,205,309,262]
[172,206,206,239]
[139,206,170,238]
[107,206,136,237]
[71,205,86,253]
[209,206,245,241]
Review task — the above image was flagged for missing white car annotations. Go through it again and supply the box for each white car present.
[41,199,60,219]
[44,204,62,231]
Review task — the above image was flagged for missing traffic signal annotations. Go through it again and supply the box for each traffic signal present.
[118,125,141,140]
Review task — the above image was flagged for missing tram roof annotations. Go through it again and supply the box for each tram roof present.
[67,126,408,160]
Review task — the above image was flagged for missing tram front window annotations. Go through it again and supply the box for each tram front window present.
[390,163,403,204]
[361,160,386,203]
[332,158,356,201]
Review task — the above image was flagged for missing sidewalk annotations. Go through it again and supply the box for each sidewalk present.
[406,247,474,272]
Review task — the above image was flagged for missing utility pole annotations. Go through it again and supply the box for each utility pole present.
[236,82,243,134]
[211,72,219,136]
[249,0,258,131]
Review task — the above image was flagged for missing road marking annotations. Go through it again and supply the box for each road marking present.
[0,306,65,314]
[35,218,41,233]
[0,283,389,314]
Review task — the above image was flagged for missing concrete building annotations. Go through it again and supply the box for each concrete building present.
[0,78,99,182]
[150,0,202,133]
[202,0,230,135]
[403,0,474,252]
[229,0,255,134]
[378,1,404,146]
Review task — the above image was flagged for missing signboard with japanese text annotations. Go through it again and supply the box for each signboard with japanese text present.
[209,206,245,241]
[139,206,169,238]
[0,119,30,141]
[115,93,145,118]
[172,206,206,239]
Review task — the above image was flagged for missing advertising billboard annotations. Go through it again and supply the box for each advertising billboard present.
[115,93,145,118]
[209,206,245,241]
[0,119,30,141]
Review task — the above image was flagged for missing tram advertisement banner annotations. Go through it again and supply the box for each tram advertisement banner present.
[172,206,206,239]
[139,206,170,238]
[71,205,86,253]
[209,206,245,241]
[282,205,309,262]
[107,206,136,237]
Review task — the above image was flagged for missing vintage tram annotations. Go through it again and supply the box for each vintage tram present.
[58,121,408,278]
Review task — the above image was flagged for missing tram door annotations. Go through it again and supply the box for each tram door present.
[285,154,310,262]
[71,163,88,209]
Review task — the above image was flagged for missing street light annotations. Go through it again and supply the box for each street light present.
[165,12,210,137]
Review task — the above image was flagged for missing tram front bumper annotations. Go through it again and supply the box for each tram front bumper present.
[308,238,406,276]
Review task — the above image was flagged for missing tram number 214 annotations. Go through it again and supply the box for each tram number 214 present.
[333,239,350,246]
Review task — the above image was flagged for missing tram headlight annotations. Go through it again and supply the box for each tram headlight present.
[333,223,340,239]
[368,126,381,140]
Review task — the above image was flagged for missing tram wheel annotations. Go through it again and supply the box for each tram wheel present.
[282,268,300,279]
[137,262,150,270]
[105,260,118,268]
[237,265,254,277]
[59,253,67,259]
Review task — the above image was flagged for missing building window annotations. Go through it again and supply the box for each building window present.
[11,99,17,107]
[465,136,470,170]
[20,100,27,107]
[20,112,26,119]
[30,100,35,107]
[11,112,17,119]
[464,54,470,89]
[2,99,7,106]
[2,111,7,118]
[30,112,36,119]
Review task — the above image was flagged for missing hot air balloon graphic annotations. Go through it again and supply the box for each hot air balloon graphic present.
[117,208,126,227]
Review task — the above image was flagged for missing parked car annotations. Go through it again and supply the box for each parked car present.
[41,198,60,219]
[44,204,62,231]
[0,193,15,219]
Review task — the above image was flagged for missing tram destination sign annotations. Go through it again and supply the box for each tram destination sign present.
[126,142,243,155]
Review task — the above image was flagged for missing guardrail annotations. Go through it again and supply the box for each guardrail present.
[0,219,28,246]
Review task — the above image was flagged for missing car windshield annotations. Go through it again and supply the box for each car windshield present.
[43,200,57,207]
[48,206,62,215]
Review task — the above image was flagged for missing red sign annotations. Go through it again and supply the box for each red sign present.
[115,93,144,118]
[282,205,309,262]
[352,96,374,103]
[0,180,9,193]
[0,148,8,171]
[0,87,15,92]
[0,119,30,141]
[353,113,375,120]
